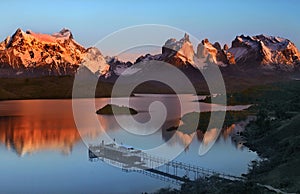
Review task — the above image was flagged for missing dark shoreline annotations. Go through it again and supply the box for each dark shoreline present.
[0,73,297,101]
[154,80,300,194]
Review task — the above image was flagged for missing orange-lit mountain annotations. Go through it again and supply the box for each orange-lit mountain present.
[196,38,236,66]
[0,29,299,78]
[229,35,300,70]
[134,34,300,71]
[0,28,109,77]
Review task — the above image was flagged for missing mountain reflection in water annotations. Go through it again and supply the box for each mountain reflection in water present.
[0,98,250,156]
[0,116,80,156]
[0,116,247,156]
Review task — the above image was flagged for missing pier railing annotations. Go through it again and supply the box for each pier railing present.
[88,143,245,184]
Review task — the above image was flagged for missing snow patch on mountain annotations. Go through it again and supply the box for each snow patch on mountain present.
[229,34,300,69]
[0,28,111,77]
[80,47,110,77]
[228,47,247,61]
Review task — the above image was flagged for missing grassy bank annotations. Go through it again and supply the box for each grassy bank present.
[0,76,115,100]
[0,73,295,101]
[242,82,300,193]
[244,113,300,193]
[153,176,268,194]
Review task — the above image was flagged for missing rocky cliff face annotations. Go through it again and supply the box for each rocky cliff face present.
[229,35,300,70]
[161,33,195,68]
[196,39,235,66]
[133,34,198,69]
[0,28,109,77]
[106,56,133,77]
[134,34,235,69]
[79,47,110,77]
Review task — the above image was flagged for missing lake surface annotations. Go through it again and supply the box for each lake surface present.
[0,95,257,194]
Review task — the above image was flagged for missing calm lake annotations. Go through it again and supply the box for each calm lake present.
[0,95,257,194]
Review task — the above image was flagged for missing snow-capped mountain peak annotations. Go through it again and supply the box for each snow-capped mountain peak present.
[229,34,300,70]
[0,28,110,77]
[162,33,195,65]
[0,29,299,78]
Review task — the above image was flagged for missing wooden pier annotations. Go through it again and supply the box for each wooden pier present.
[88,143,245,185]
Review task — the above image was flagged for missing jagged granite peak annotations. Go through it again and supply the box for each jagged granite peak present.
[134,34,238,69]
[0,28,110,77]
[132,33,299,71]
[164,33,191,50]
[12,28,24,38]
[133,33,196,69]
[135,53,161,63]
[223,44,229,51]
[213,42,221,51]
[106,56,132,66]
[162,33,195,66]
[1,29,300,78]
[229,34,300,70]
[52,28,74,39]
[197,38,217,59]
[196,38,235,66]
[105,56,133,76]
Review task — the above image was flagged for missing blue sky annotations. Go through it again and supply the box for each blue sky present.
[1,0,299,49]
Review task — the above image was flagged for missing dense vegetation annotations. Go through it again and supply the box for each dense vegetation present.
[155,80,300,194]
[152,176,268,194]
[242,81,300,193]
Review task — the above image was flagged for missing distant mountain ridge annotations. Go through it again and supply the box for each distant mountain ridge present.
[0,28,299,78]
[134,34,300,71]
